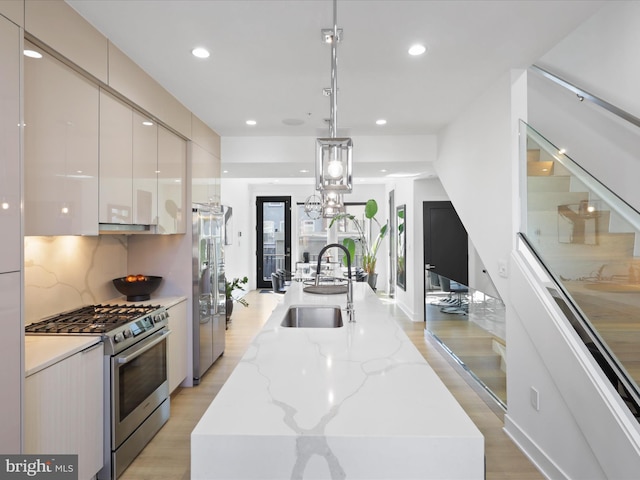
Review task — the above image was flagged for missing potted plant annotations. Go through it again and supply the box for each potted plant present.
[329,199,388,289]
[225,276,249,325]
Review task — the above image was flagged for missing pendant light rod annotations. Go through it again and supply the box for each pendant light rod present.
[329,0,338,138]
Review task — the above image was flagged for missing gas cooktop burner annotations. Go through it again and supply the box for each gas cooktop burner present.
[25,304,163,334]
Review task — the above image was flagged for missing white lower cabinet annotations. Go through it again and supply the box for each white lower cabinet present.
[25,342,104,480]
[167,299,188,393]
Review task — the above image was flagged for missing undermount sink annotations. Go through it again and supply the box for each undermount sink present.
[280,305,344,328]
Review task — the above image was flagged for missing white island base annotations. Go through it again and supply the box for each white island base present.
[192,283,484,479]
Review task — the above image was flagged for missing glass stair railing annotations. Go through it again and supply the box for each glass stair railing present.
[522,121,640,421]
[425,271,507,408]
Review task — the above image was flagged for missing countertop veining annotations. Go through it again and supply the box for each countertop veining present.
[191,282,484,479]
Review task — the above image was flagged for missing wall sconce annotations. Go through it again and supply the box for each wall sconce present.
[316,137,353,193]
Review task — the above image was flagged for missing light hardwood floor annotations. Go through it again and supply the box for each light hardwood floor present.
[120,290,543,480]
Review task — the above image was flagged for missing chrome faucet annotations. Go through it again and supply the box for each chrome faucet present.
[316,243,355,322]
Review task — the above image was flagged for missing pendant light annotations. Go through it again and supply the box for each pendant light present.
[316,0,353,197]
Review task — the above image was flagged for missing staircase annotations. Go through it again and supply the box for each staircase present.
[527,153,640,282]
[526,147,640,413]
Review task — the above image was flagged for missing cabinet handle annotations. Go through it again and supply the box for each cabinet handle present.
[81,342,103,354]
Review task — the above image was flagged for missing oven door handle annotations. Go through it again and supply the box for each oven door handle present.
[116,329,171,365]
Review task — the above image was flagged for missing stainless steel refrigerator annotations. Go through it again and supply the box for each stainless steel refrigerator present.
[192,203,226,385]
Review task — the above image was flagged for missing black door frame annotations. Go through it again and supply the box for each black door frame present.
[256,196,291,289]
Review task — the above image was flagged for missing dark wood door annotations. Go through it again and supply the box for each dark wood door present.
[423,201,468,285]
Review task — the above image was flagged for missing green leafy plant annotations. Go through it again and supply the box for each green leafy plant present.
[329,199,388,275]
[225,276,249,307]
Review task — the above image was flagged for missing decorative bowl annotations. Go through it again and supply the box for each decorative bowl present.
[112,275,163,301]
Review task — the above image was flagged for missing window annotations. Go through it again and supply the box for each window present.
[296,203,366,267]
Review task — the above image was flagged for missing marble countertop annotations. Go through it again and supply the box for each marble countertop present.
[191,282,484,479]
[25,336,102,377]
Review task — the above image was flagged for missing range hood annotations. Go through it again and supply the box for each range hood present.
[99,223,155,234]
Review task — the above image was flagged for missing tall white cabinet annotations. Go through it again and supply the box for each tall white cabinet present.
[24,39,99,236]
[0,13,22,454]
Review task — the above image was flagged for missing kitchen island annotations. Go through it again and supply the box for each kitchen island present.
[191,282,484,479]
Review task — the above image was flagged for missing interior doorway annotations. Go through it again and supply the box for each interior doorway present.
[423,201,507,407]
[423,201,468,288]
[256,196,291,289]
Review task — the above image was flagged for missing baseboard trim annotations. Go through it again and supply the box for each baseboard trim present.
[504,414,567,480]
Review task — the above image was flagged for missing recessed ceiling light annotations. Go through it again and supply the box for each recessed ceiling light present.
[191,47,210,59]
[24,49,42,59]
[246,120,257,126]
[380,169,387,173]
[223,170,229,173]
[300,169,309,173]
[142,121,154,126]
[408,44,426,56]
[376,119,387,125]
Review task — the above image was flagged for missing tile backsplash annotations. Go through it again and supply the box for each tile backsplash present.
[24,236,128,324]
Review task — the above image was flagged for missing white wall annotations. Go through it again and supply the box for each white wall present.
[434,71,524,306]
[530,1,640,212]
[392,177,450,320]
[537,1,640,122]
[387,178,414,316]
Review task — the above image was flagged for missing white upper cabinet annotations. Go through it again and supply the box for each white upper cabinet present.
[108,42,191,138]
[100,91,158,226]
[0,0,24,27]
[99,90,133,224]
[191,114,221,206]
[0,16,20,273]
[24,41,99,236]
[25,0,108,82]
[132,110,158,225]
[157,126,186,234]
[191,142,221,205]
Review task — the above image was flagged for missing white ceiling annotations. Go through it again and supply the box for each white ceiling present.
[66,0,604,179]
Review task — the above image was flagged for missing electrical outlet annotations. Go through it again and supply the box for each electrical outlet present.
[498,259,508,278]
[530,387,540,411]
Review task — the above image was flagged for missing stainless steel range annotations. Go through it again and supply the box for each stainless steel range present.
[25,304,171,480]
